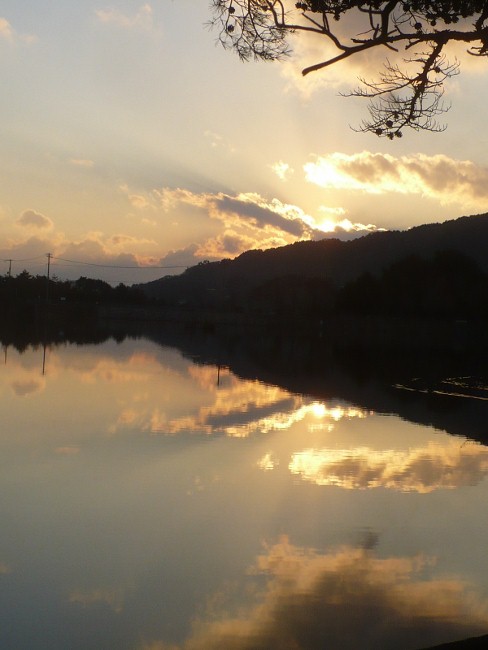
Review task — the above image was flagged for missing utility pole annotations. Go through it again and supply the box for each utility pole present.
[7,259,12,277]
[46,253,52,304]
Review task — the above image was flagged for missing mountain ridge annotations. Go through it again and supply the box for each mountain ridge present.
[139,212,488,304]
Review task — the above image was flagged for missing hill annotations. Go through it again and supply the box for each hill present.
[139,212,488,311]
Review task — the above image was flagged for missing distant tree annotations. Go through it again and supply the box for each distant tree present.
[210,1,488,137]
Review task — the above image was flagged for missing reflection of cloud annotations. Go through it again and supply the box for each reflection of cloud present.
[148,365,369,438]
[133,365,302,437]
[305,152,488,207]
[77,353,160,385]
[0,562,11,574]
[257,452,278,471]
[158,376,300,437]
[142,539,488,650]
[11,378,44,397]
[289,441,488,492]
[69,588,124,613]
[54,446,80,456]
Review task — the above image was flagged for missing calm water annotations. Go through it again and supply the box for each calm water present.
[1,336,488,649]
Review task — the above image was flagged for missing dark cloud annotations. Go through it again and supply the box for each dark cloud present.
[159,244,199,270]
[215,195,310,237]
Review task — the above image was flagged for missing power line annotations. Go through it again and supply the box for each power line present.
[1,255,188,270]
[1,255,45,263]
[53,256,188,270]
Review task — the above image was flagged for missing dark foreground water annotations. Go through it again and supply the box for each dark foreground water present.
[1,333,488,649]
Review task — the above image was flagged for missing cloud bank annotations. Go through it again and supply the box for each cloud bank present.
[305,152,488,207]
[141,539,488,650]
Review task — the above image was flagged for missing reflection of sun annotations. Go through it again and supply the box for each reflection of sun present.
[310,402,327,418]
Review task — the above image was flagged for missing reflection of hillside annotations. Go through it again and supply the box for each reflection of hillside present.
[137,323,488,446]
[3,320,488,445]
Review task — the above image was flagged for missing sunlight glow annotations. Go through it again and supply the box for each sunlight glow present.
[289,442,488,492]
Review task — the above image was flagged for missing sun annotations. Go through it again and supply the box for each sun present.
[316,217,355,234]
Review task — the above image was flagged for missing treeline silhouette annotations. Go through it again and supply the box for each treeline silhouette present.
[4,248,488,323]
[136,250,488,322]
[1,271,146,307]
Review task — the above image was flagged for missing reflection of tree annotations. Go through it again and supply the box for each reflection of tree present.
[144,538,488,649]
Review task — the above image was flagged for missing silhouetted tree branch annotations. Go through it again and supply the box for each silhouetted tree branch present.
[210,1,488,136]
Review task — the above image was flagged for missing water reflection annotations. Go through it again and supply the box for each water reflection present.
[141,539,488,650]
[289,441,488,492]
[1,337,488,649]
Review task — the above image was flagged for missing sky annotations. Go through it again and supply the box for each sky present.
[1,1,488,284]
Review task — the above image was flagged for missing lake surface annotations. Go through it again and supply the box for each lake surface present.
[2,334,488,649]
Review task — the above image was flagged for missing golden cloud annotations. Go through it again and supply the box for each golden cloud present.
[155,187,376,259]
[289,441,488,492]
[162,370,300,438]
[305,152,488,207]
[146,365,369,438]
[141,538,488,650]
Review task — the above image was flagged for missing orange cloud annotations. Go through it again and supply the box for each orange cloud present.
[155,187,377,259]
[289,441,488,492]
[305,152,488,207]
[140,539,488,650]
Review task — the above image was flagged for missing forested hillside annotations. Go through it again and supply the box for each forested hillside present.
[139,213,488,317]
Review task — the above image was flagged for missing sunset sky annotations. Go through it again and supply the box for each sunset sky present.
[1,1,488,283]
